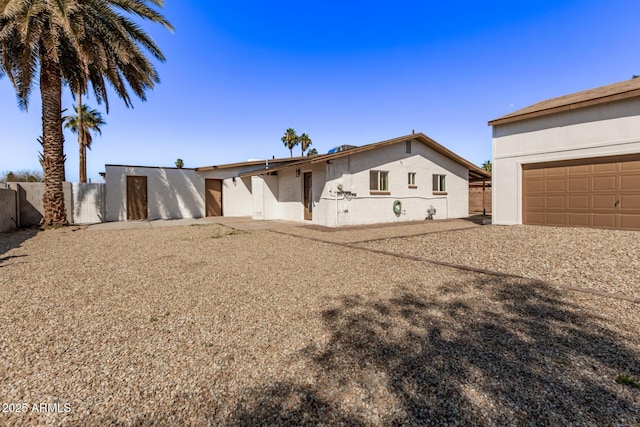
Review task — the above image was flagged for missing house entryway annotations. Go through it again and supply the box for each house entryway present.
[126,176,148,220]
[303,172,312,220]
[206,179,223,217]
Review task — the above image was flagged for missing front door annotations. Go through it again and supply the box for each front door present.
[205,179,223,216]
[303,172,312,220]
[127,176,148,220]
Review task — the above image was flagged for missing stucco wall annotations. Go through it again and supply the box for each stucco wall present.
[105,166,205,221]
[492,97,640,225]
[0,188,17,232]
[313,140,469,227]
[7,182,73,226]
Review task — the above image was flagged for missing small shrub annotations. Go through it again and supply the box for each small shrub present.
[616,374,640,389]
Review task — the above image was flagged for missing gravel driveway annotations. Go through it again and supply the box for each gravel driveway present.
[0,222,638,426]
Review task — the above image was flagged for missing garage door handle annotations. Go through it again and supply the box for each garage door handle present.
[615,200,620,207]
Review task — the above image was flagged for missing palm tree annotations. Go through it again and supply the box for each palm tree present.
[299,133,312,156]
[281,128,299,157]
[0,1,172,226]
[175,158,184,168]
[482,160,492,172]
[307,148,318,157]
[64,103,106,183]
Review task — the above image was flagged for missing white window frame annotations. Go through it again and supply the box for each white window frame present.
[432,174,446,193]
[370,170,389,192]
[408,172,416,187]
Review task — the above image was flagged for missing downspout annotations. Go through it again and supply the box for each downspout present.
[335,189,338,227]
[482,179,486,216]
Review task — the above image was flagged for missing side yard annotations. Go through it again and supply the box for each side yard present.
[0,222,638,426]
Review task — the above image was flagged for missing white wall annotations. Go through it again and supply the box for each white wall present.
[276,167,304,221]
[105,166,205,221]
[492,97,640,225]
[313,140,469,227]
[72,183,106,224]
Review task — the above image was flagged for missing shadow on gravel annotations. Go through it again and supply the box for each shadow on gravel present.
[229,276,640,426]
[0,228,38,266]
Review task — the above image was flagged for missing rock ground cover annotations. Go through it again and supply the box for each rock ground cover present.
[0,222,638,426]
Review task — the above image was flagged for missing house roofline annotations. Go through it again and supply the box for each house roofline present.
[488,78,640,127]
[239,133,490,180]
[195,156,306,171]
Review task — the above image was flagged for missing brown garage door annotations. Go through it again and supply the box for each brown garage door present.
[523,154,640,230]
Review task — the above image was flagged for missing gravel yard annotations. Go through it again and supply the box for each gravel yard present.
[360,224,640,299]
[0,222,639,426]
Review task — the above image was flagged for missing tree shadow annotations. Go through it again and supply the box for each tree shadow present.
[228,276,640,425]
[0,228,38,265]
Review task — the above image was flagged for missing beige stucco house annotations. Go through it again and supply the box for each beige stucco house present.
[105,133,489,227]
[489,78,640,230]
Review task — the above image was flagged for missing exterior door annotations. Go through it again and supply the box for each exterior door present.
[303,172,312,220]
[522,154,640,230]
[205,179,223,217]
[127,176,148,220]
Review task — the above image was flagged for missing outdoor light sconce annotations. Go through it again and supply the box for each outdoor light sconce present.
[232,176,237,184]
[296,168,300,177]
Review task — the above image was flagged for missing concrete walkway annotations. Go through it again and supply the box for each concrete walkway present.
[87,217,303,231]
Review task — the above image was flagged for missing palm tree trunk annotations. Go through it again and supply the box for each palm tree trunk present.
[39,48,67,226]
[78,90,86,183]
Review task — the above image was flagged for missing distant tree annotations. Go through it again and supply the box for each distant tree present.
[299,133,312,156]
[482,160,492,172]
[281,128,300,157]
[64,103,106,183]
[307,148,318,157]
[175,158,184,168]
[1,170,44,182]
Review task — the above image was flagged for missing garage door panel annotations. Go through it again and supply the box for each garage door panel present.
[546,196,565,209]
[545,167,566,177]
[526,179,544,193]
[593,176,617,191]
[592,195,616,209]
[545,179,565,192]
[568,177,589,191]
[620,214,640,229]
[526,196,545,208]
[620,174,640,190]
[567,213,590,226]
[523,155,640,230]
[621,160,640,171]
[567,195,590,209]
[593,163,618,173]
[567,164,590,174]
[593,214,617,228]
[620,194,640,210]
[546,212,565,225]
[525,211,545,225]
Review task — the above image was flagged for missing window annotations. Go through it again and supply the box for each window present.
[405,140,411,154]
[370,170,389,192]
[408,172,416,187]
[433,174,446,193]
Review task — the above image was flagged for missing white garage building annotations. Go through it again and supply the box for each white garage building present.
[489,78,640,230]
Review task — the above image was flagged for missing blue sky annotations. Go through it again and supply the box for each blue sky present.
[2,0,640,182]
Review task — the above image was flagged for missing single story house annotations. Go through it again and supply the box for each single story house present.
[489,78,640,230]
[105,132,490,227]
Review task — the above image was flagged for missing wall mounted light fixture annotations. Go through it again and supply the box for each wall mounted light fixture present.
[296,168,300,177]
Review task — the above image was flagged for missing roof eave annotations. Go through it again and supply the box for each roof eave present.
[488,88,640,127]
